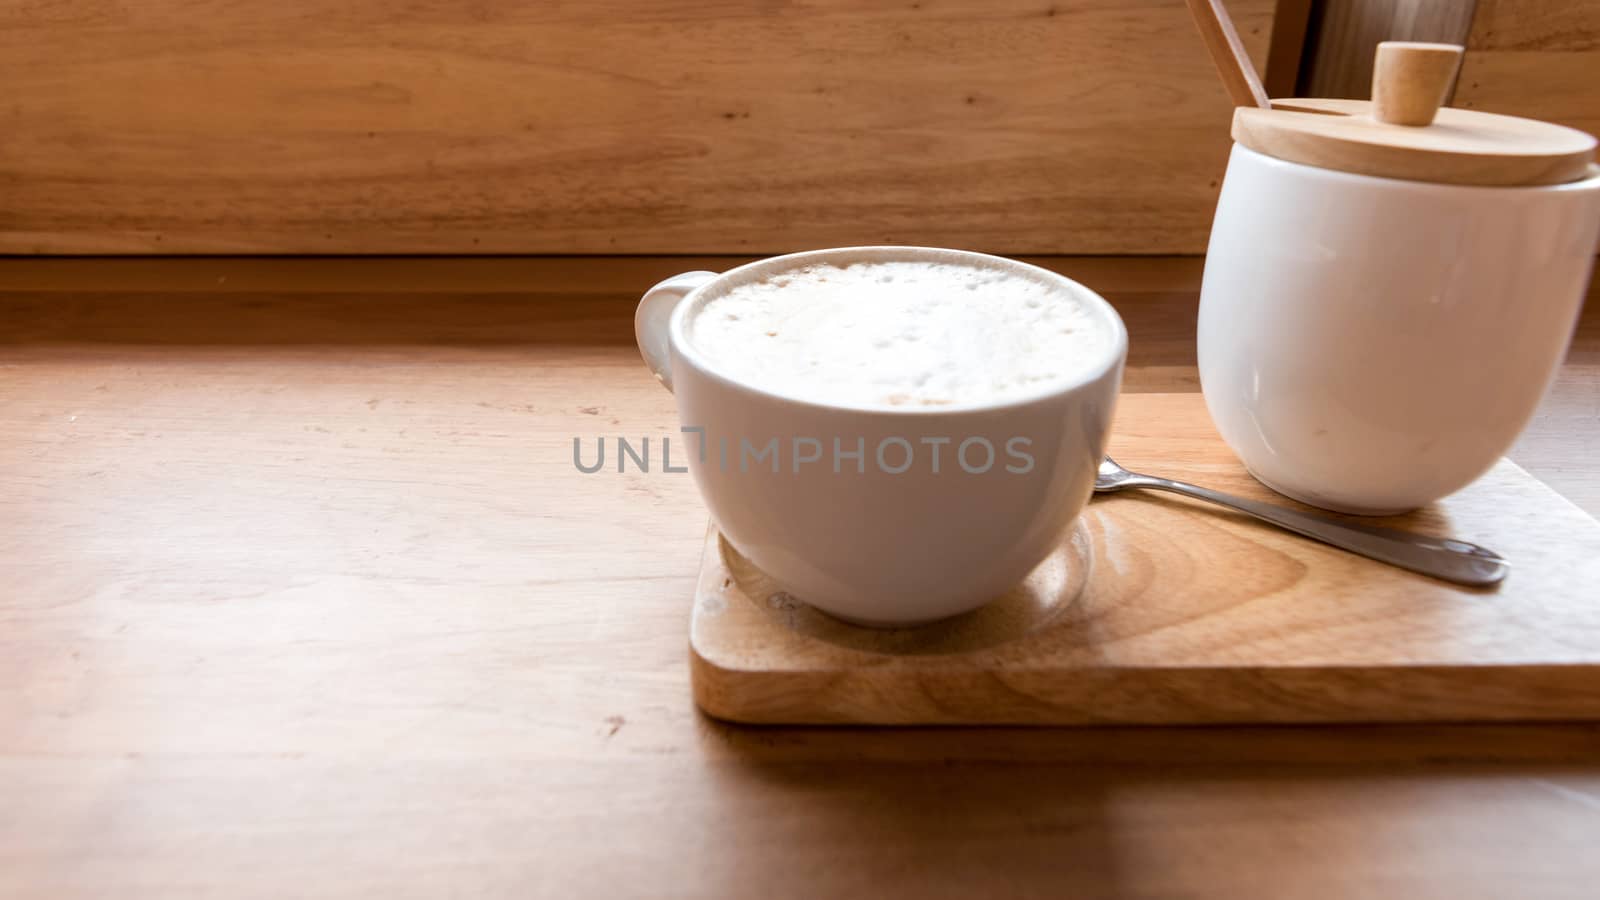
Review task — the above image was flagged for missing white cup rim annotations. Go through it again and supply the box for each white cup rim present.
[666,245,1129,416]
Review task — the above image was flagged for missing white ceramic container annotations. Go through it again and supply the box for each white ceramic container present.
[1199,144,1600,514]
[636,246,1126,625]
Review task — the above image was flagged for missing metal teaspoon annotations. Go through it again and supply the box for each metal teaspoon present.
[1094,457,1508,586]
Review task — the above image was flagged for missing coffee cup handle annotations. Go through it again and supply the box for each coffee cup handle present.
[635,271,717,392]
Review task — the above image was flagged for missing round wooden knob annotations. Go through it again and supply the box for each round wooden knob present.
[1371,41,1465,126]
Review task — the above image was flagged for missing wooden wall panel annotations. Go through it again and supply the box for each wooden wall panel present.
[0,1,1273,255]
[1293,0,1600,151]
[1454,0,1600,140]
[1297,0,1478,99]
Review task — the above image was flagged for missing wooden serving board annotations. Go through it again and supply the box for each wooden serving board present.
[689,393,1600,725]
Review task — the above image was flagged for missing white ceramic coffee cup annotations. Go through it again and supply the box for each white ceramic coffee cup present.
[1200,145,1600,515]
[636,246,1126,626]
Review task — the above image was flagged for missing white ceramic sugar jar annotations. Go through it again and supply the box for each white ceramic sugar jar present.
[1198,42,1600,514]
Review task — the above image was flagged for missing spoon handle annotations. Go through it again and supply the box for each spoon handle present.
[1120,475,1509,586]
[1184,0,1272,109]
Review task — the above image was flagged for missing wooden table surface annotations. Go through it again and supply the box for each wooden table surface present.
[3,256,1599,898]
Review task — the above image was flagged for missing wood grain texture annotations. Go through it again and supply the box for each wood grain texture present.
[1454,0,1600,142]
[692,393,1600,725]
[3,256,1600,898]
[1299,0,1478,99]
[0,0,1273,255]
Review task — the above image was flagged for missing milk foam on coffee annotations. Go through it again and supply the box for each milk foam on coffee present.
[688,260,1107,408]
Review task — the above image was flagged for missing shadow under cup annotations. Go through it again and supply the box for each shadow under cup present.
[647,246,1127,627]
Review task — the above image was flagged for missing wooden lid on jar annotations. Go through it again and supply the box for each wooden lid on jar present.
[1232,42,1597,187]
